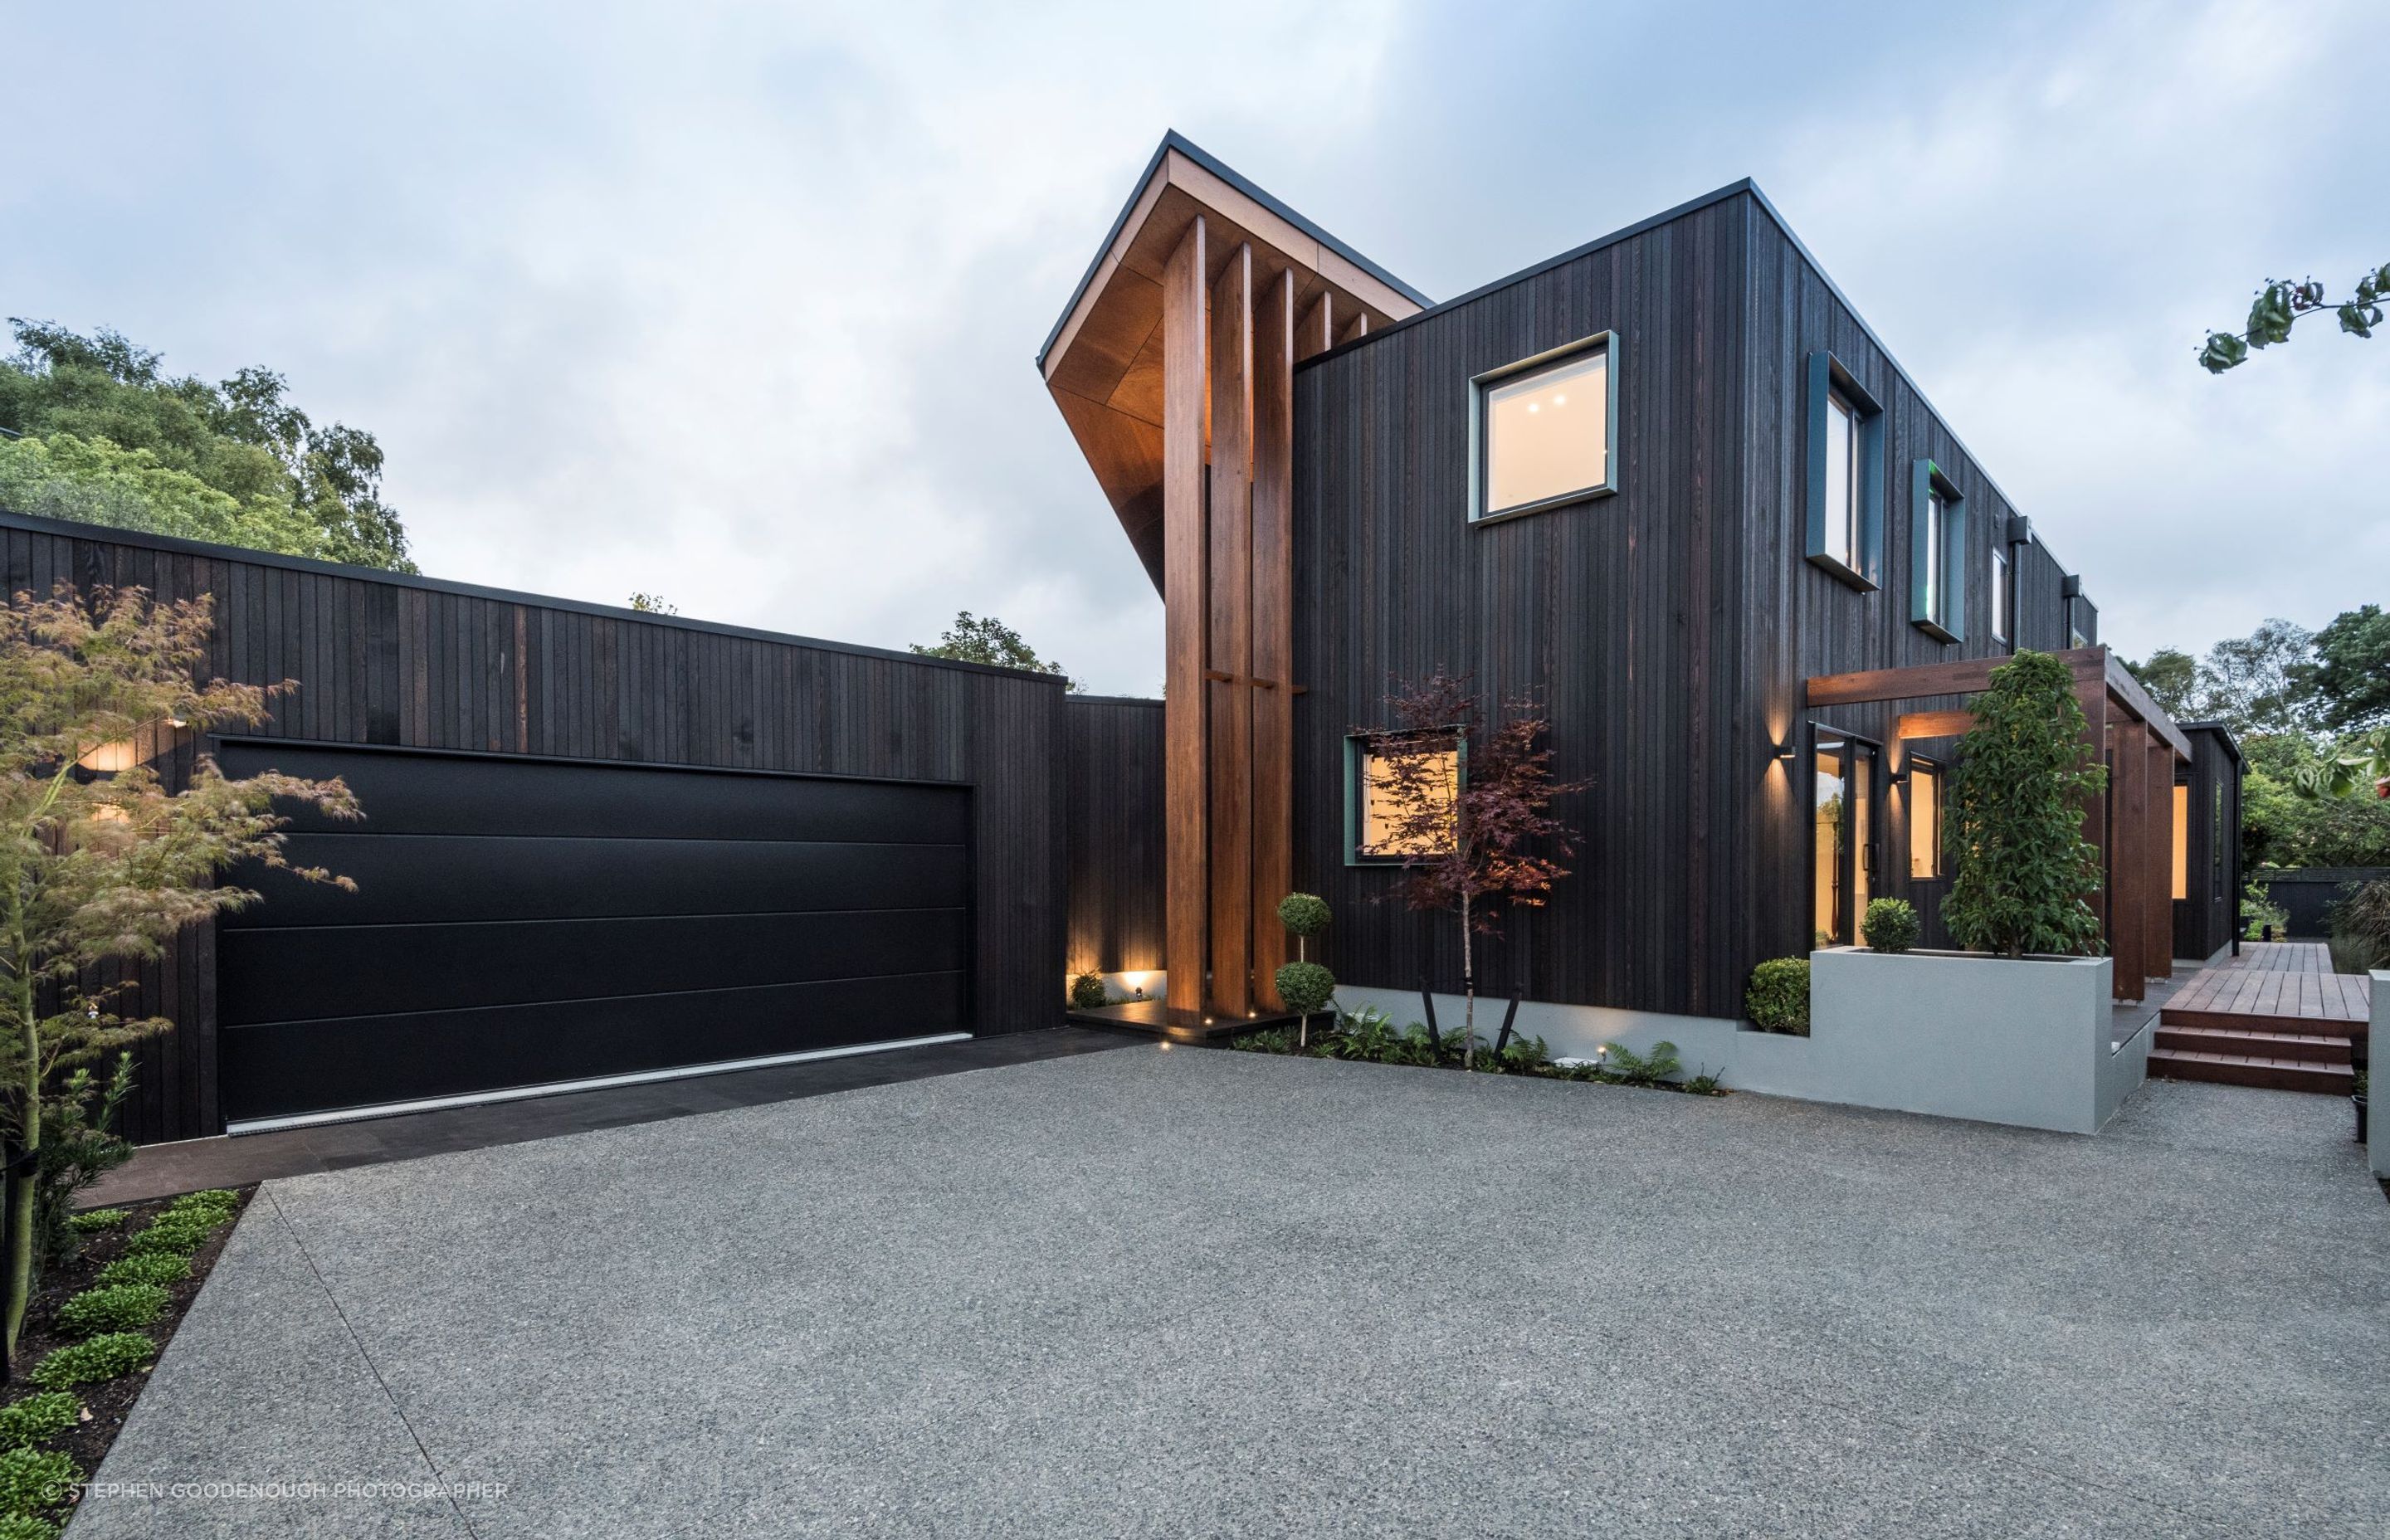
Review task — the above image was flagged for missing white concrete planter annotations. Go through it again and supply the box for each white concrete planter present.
[2369,971,2388,1181]
[1810,948,2121,1133]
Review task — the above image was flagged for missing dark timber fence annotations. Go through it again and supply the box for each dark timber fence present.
[0,509,1070,1143]
[1063,695,1165,982]
[2256,867,2390,939]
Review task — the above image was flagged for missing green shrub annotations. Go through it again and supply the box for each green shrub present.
[1746,958,1811,1035]
[1275,893,1332,938]
[123,1214,215,1257]
[1862,898,1919,954]
[29,1333,154,1390]
[1228,1026,1300,1055]
[1684,1070,1724,1095]
[1944,651,2106,958]
[66,1210,126,1235]
[2243,879,2290,941]
[0,1395,78,1450]
[95,1252,189,1289]
[1606,1040,1682,1087]
[0,1514,56,1540]
[2327,880,2390,971]
[0,1446,75,1521]
[1067,971,1109,1010]
[1274,960,1336,1016]
[35,1057,138,1269]
[55,1284,169,1338]
[166,1188,240,1214]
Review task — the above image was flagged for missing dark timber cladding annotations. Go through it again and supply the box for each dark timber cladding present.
[1063,696,1165,978]
[0,511,1068,1143]
[1293,182,2148,1021]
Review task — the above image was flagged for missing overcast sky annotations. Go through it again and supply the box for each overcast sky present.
[5,0,2382,694]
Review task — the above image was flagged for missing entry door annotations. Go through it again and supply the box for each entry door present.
[214,741,973,1128]
[1812,731,1879,948]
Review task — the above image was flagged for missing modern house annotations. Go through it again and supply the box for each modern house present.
[1041,133,2239,1071]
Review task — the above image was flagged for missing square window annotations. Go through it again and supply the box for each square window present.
[1347,731,1461,863]
[1910,461,1965,642]
[1804,353,1883,589]
[1470,335,1617,523]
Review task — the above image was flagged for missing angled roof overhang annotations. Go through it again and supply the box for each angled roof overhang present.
[1036,132,1427,590]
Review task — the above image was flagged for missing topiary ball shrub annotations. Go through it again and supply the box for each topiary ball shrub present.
[1862,898,1920,954]
[0,1393,79,1450]
[66,1210,127,1236]
[1746,958,1811,1036]
[0,1446,76,1522]
[1274,960,1336,1017]
[1068,971,1109,1010]
[29,1334,154,1391]
[95,1252,189,1290]
[1276,892,1332,938]
[56,1284,170,1338]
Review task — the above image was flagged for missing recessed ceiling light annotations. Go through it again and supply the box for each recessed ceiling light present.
[1526,402,1539,414]
[1554,394,1568,406]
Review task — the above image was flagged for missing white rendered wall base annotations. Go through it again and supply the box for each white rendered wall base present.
[1337,946,2138,1136]
[2372,971,2388,1181]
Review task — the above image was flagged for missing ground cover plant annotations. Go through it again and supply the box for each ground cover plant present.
[1231,1005,1722,1095]
[0,1186,253,1535]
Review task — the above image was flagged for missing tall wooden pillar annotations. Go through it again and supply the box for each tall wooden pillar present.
[1207,244,1256,1017]
[2147,732,2174,980]
[2113,714,2149,1001]
[2077,679,2119,997]
[1162,217,1210,1016]
[1250,266,1296,1010]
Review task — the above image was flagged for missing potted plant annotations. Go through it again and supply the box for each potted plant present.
[1808,651,2119,1133]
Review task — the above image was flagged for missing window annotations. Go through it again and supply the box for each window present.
[1469,334,1617,523]
[2172,782,2190,900]
[1908,758,1945,879]
[1346,731,1461,864]
[1990,546,2011,646]
[1910,461,1966,642]
[1805,353,1884,588]
[1812,729,1878,946]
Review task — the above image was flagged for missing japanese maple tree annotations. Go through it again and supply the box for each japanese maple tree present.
[1362,673,1586,1069]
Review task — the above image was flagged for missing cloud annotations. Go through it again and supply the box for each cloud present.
[1,0,2378,694]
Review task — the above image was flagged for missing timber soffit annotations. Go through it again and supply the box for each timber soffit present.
[1299,175,2090,591]
[1032,129,1432,375]
[0,508,1067,686]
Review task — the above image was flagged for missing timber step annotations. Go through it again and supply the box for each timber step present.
[2152,1025,2354,1064]
[2148,1048,2355,1095]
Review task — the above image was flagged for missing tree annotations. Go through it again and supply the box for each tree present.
[1942,650,2107,959]
[0,320,413,572]
[2307,605,2390,733]
[2121,648,2201,723]
[1274,893,1333,1048]
[909,612,1076,689]
[1363,673,1586,1069]
[0,585,359,1360]
[627,592,678,615]
[2198,263,2390,373]
[2199,618,2316,737]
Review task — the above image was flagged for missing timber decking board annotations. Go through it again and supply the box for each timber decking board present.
[2160,943,2370,1034]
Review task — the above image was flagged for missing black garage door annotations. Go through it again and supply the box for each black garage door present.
[216,741,972,1127]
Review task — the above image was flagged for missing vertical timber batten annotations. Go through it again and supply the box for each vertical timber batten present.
[1251,266,1296,1011]
[1207,242,1256,1017]
[1163,217,1211,1016]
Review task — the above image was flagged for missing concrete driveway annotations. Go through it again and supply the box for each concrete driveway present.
[71,1047,2390,1538]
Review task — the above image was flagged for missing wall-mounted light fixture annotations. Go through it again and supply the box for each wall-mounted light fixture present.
[1773,742,1797,764]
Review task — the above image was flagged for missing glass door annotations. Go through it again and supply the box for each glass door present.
[1812,729,1879,948]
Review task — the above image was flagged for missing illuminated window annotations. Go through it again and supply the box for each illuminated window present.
[1806,353,1883,589]
[1812,730,1878,946]
[1909,759,1945,879]
[1346,732,1461,864]
[1470,334,1617,523]
[2172,782,2190,900]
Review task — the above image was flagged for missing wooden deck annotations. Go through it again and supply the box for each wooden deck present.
[2160,942,2370,1030]
[2151,943,2368,1094]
